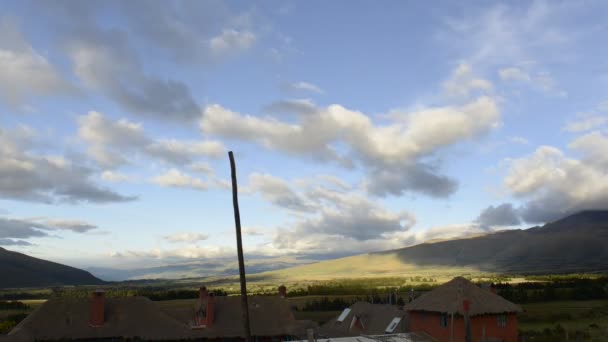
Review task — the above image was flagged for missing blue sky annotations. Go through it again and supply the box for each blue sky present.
[1,1,608,271]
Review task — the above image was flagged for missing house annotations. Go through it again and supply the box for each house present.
[7,291,187,341]
[404,277,522,342]
[8,286,315,341]
[162,286,316,340]
[317,301,410,337]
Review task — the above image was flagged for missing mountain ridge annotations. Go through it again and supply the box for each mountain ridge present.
[0,247,104,289]
[261,210,608,280]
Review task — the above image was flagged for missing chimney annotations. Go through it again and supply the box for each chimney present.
[199,286,209,299]
[278,285,287,298]
[490,283,497,294]
[206,294,215,327]
[90,289,105,327]
[194,286,215,328]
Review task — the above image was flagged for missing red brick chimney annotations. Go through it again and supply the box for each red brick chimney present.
[278,285,287,298]
[194,286,215,327]
[206,294,215,327]
[89,289,105,327]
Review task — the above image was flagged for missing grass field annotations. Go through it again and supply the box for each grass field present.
[519,300,608,341]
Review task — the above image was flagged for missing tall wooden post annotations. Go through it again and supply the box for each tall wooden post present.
[229,151,252,342]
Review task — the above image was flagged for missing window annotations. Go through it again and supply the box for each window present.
[439,314,449,328]
[497,314,507,328]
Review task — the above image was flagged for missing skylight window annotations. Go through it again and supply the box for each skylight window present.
[385,317,402,333]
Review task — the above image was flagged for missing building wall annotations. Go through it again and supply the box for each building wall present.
[409,311,518,342]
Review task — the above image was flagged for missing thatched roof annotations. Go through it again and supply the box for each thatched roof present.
[8,297,187,341]
[8,295,316,341]
[404,277,522,316]
[162,296,316,339]
[318,302,409,338]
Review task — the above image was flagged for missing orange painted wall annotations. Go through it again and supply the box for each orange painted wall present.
[409,311,518,342]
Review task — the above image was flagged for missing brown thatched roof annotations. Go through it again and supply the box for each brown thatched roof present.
[9,297,187,341]
[8,295,316,341]
[162,296,316,339]
[318,302,409,338]
[404,277,522,316]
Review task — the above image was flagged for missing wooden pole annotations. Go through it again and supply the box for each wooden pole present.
[229,151,252,342]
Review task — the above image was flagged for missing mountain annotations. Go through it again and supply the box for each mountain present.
[383,210,608,274]
[0,247,104,288]
[262,211,608,280]
[87,258,310,281]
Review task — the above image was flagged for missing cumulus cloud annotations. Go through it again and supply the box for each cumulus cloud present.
[266,180,416,258]
[163,232,208,243]
[283,81,324,94]
[476,203,521,228]
[209,29,256,56]
[248,173,316,212]
[504,145,608,223]
[78,111,225,169]
[101,171,135,183]
[34,1,257,121]
[70,35,200,121]
[202,92,500,198]
[0,216,98,242]
[443,63,492,98]
[569,131,608,169]
[152,169,208,191]
[0,18,74,108]
[146,140,225,164]
[499,66,566,96]
[0,239,32,246]
[0,126,135,204]
[263,99,318,116]
[33,219,98,233]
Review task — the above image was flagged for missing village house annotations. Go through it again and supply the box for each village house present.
[7,286,315,341]
[318,301,411,337]
[404,277,522,342]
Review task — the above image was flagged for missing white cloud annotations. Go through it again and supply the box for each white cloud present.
[69,29,200,121]
[443,63,493,98]
[152,169,208,191]
[0,126,135,204]
[248,173,317,212]
[163,232,208,243]
[0,18,73,108]
[476,203,521,228]
[499,66,565,96]
[101,171,135,183]
[284,81,324,94]
[504,145,608,223]
[202,90,500,197]
[78,111,225,168]
[210,29,256,56]
[0,216,98,242]
[563,115,608,133]
[146,139,225,164]
[499,67,531,82]
[569,131,608,169]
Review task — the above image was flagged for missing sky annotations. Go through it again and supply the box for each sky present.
[1,0,608,271]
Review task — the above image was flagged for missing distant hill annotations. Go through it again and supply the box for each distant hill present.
[262,211,608,281]
[384,210,608,274]
[0,247,104,288]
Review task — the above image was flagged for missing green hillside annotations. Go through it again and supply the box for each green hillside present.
[0,247,104,289]
[261,211,608,281]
